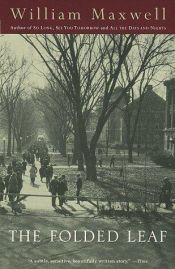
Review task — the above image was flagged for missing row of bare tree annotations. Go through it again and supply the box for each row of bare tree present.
[0,41,37,156]
[21,34,175,180]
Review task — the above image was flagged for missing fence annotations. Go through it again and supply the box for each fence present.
[0,187,167,215]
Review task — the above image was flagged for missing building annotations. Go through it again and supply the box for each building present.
[164,78,175,156]
[87,87,165,150]
[130,88,165,149]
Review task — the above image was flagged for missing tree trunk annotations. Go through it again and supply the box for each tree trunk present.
[105,120,110,156]
[77,151,84,171]
[59,136,67,157]
[76,107,97,180]
[12,132,15,154]
[128,143,133,163]
[7,121,12,156]
[62,139,67,157]
[72,132,78,165]
[16,139,22,153]
[72,131,84,170]
[84,150,97,181]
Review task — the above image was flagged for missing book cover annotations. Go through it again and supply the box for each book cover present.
[0,1,174,269]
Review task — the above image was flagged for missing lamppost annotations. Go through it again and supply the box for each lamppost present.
[20,136,22,153]
[3,137,6,156]
[169,136,175,157]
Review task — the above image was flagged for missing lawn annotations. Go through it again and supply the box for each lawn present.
[52,164,175,203]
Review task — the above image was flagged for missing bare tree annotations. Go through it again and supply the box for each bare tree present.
[117,35,175,162]
[34,80,72,157]
[13,97,37,153]
[0,56,29,156]
[22,34,175,180]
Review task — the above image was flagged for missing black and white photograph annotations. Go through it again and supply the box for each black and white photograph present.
[0,33,175,269]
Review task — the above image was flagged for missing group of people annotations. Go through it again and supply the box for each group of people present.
[24,142,84,208]
[49,174,82,208]
[0,159,26,213]
[23,142,51,187]
[26,144,83,208]
[0,139,173,213]
[39,164,53,188]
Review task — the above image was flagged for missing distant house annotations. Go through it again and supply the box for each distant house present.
[127,88,165,149]
[87,87,165,150]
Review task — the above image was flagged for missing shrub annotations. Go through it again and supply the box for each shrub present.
[149,148,175,168]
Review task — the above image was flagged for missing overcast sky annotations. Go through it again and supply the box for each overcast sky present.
[2,34,47,89]
[1,34,170,99]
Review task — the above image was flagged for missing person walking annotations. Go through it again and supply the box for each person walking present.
[8,172,19,213]
[39,165,46,183]
[7,163,13,175]
[76,174,82,204]
[159,177,172,209]
[110,155,115,168]
[22,160,27,175]
[16,170,23,201]
[45,164,53,189]
[12,159,17,171]
[29,164,37,186]
[49,175,58,208]
[0,177,5,203]
[8,172,18,201]
[4,173,11,200]
[57,175,68,206]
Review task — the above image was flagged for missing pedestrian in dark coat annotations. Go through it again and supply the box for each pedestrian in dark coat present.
[0,177,5,201]
[110,155,115,168]
[12,159,17,171]
[8,172,18,202]
[16,171,23,200]
[76,174,82,204]
[39,165,46,182]
[45,164,53,189]
[49,175,58,208]
[4,174,10,200]
[44,155,50,166]
[22,160,27,175]
[57,175,68,206]
[159,177,172,209]
[7,163,13,175]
